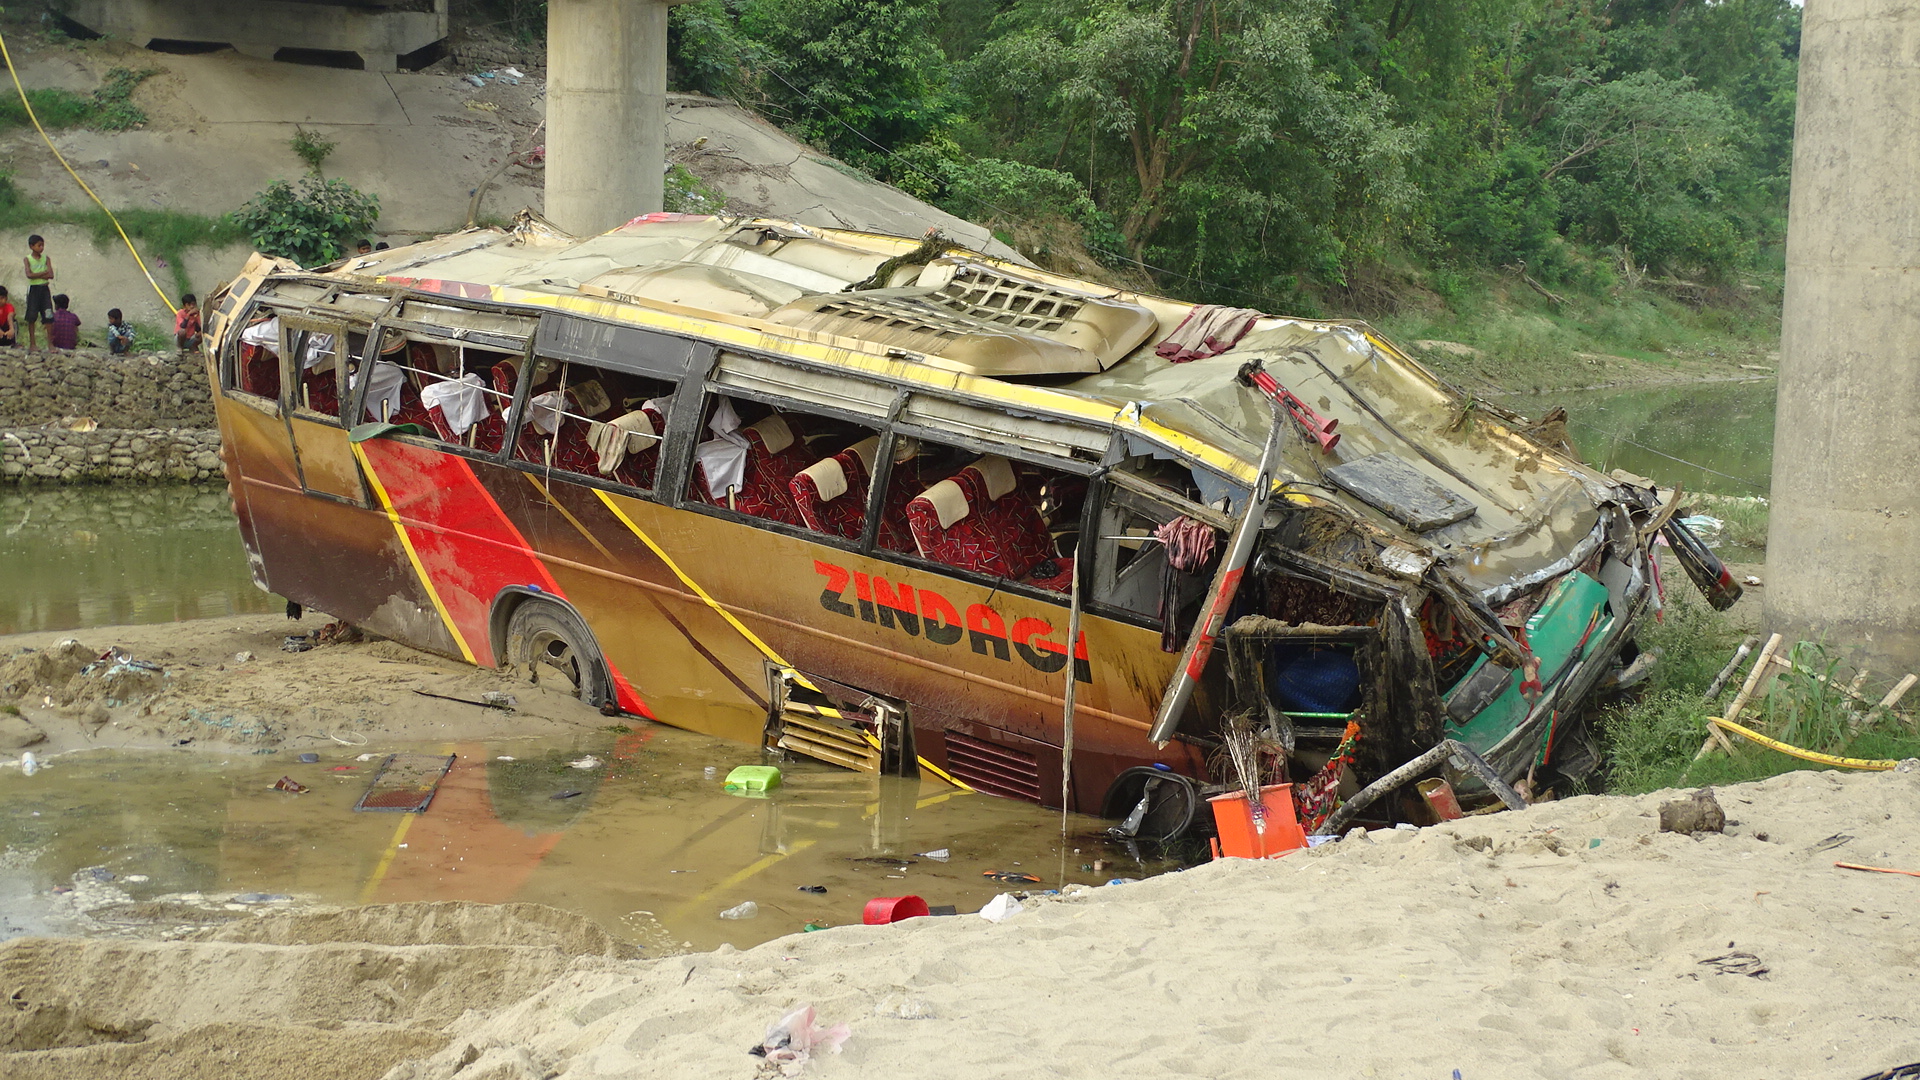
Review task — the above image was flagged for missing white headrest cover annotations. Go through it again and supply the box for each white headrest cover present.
[968,454,1019,502]
[799,456,849,504]
[748,412,795,454]
[918,478,973,532]
[845,435,880,476]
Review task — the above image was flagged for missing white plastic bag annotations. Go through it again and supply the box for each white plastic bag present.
[978,893,1022,923]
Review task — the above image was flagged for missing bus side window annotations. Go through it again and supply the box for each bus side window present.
[509,358,675,490]
[687,394,877,529]
[228,312,283,405]
[1090,478,1219,646]
[888,439,1084,593]
[401,342,522,456]
[286,326,344,420]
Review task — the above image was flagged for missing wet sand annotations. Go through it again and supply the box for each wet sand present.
[0,767,1914,1078]
[2,617,1917,1078]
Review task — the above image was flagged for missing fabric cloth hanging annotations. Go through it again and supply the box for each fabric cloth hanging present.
[1154,305,1262,363]
[354,361,406,421]
[694,398,751,496]
[421,373,488,436]
[588,409,660,474]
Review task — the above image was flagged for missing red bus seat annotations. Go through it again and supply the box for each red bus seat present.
[790,437,923,552]
[905,455,1072,589]
[693,412,810,525]
[240,343,281,401]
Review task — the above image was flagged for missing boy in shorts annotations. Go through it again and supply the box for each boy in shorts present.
[22,235,53,353]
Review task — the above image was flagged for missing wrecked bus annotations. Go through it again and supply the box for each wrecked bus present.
[203,212,1719,835]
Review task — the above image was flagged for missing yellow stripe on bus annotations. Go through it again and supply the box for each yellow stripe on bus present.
[352,442,478,665]
[592,488,971,792]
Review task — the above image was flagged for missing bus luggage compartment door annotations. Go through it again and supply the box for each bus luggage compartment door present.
[765,667,917,778]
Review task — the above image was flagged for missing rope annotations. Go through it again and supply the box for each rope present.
[0,26,177,315]
[1706,716,1900,771]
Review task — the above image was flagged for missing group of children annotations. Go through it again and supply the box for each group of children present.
[0,235,202,355]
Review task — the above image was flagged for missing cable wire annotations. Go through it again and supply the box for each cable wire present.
[0,26,178,315]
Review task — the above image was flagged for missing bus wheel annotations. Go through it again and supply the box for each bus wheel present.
[505,600,611,707]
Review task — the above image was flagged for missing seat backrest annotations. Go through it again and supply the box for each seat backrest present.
[791,436,879,540]
[905,456,1055,580]
[694,411,810,525]
[610,405,666,489]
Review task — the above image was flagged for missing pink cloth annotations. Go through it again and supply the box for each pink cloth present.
[1154,305,1261,363]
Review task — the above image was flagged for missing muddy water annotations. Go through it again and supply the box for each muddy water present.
[0,726,1184,950]
[1502,379,1776,497]
[0,485,270,634]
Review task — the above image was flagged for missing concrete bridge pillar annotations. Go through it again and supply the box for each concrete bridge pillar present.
[545,0,672,236]
[1766,0,1920,670]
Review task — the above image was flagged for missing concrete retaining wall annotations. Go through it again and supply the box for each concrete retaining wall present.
[0,347,221,485]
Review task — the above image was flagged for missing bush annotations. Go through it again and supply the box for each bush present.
[231,176,381,267]
[289,127,337,174]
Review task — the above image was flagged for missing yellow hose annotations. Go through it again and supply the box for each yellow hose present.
[0,27,177,314]
[1706,716,1900,771]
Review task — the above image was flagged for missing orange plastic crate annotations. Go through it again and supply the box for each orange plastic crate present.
[1208,783,1307,858]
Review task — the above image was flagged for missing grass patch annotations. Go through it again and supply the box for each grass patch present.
[0,172,244,298]
[1377,264,1781,394]
[1690,493,1769,552]
[0,67,159,133]
[1602,596,1920,794]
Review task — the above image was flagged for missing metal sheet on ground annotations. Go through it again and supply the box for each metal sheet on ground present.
[355,754,457,813]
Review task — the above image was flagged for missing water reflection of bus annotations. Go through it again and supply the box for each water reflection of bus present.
[204,214,1667,830]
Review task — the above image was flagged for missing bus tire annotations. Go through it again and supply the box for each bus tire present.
[504,599,612,707]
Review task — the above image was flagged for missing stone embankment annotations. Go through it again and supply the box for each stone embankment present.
[0,347,219,484]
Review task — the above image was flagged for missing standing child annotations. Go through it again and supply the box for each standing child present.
[0,286,16,348]
[22,235,53,354]
[174,294,201,352]
[47,295,80,351]
[106,308,134,354]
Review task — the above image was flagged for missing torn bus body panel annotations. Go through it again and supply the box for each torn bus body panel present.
[206,214,1688,832]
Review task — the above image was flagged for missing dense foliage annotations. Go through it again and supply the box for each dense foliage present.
[661,0,1798,304]
[230,176,381,268]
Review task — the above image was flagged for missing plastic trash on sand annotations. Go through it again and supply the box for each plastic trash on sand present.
[719,901,759,920]
[916,848,950,860]
[978,893,1022,923]
[568,755,602,770]
[753,1003,850,1076]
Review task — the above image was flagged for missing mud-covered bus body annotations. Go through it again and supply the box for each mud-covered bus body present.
[204,213,1664,826]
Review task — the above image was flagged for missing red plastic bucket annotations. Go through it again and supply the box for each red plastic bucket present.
[863,895,930,924]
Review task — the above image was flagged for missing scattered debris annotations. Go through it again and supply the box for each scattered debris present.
[568,755,602,770]
[354,753,456,813]
[481,691,517,708]
[797,885,827,894]
[1808,833,1854,853]
[750,1003,850,1076]
[719,901,759,920]
[550,790,584,800]
[1835,861,1920,879]
[982,871,1041,884]
[1658,788,1726,835]
[272,776,308,793]
[1696,951,1768,978]
[916,848,950,860]
[978,893,1023,923]
[724,765,781,793]
[234,651,253,663]
[295,752,319,764]
[862,896,929,924]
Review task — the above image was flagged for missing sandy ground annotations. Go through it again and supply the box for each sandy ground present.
[0,765,1913,1078]
[0,613,618,758]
